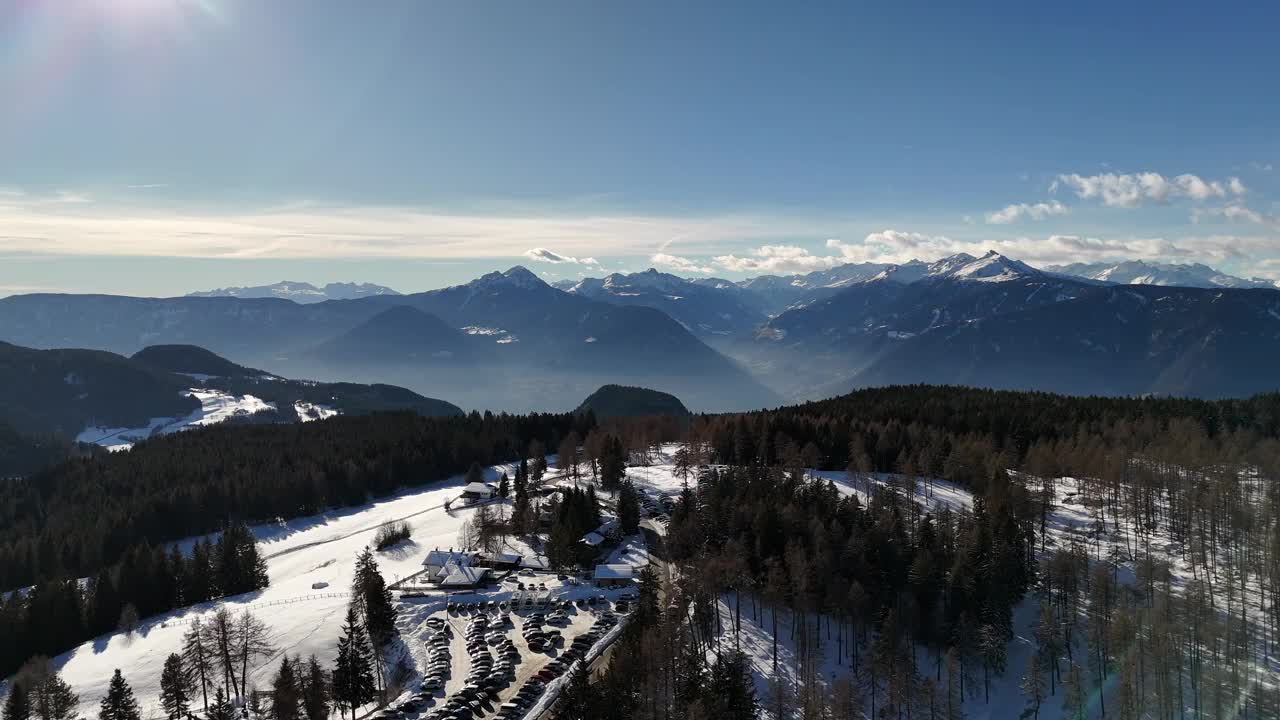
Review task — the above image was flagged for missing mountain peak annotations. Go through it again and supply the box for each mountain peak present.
[471,266,550,291]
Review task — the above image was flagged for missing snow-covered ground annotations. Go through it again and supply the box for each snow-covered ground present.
[25,442,1274,720]
[42,461,522,719]
[76,389,274,451]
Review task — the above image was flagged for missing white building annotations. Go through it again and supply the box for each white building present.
[593,564,634,588]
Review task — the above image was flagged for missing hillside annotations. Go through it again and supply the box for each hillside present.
[0,341,463,468]
[575,384,690,417]
[0,341,200,438]
[131,343,268,378]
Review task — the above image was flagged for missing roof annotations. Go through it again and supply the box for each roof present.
[581,532,606,547]
[593,564,633,581]
[440,565,489,587]
[596,519,618,535]
[478,551,522,565]
[464,481,493,495]
[423,549,471,568]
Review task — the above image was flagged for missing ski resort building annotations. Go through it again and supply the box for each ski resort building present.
[593,564,633,588]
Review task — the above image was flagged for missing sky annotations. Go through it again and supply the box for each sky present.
[1,0,1278,297]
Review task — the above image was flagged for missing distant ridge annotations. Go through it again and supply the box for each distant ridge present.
[188,280,401,303]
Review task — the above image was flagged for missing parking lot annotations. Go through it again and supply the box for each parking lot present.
[391,576,636,720]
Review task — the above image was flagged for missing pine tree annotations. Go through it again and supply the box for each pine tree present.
[352,549,398,650]
[702,651,758,720]
[618,480,641,534]
[97,670,141,720]
[331,606,376,718]
[3,684,31,720]
[300,656,329,720]
[207,688,233,720]
[270,657,301,720]
[497,473,510,498]
[31,671,78,720]
[159,653,193,720]
[556,663,598,720]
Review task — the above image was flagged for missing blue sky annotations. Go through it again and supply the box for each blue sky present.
[1,0,1277,296]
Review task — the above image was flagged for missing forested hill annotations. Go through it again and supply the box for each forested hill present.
[130,343,268,377]
[0,411,588,592]
[693,384,1280,487]
[575,384,690,418]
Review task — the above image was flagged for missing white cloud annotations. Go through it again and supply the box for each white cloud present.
[650,253,714,274]
[0,190,832,260]
[1054,171,1246,208]
[1192,202,1279,229]
[523,247,599,265]
[984,200,1068,224]
[713,245,847,273]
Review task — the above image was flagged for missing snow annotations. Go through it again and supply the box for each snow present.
[76,389,275,451]
[25,442,1272,720]
[294,401,338,423]
[37,461,525,719]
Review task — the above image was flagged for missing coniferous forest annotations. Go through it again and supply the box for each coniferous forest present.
[0,410,588,681]
[3,385,1280,718]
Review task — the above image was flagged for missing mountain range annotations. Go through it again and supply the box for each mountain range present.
[0,268,774,415]
[1045,260,1280,289]
[188,280,401,302]
[2,255,1278,423]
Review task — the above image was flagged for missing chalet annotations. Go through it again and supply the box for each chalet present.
[462,482,495,500]
[422,548,473,579]
[439,563,489,588]
[593,564,633,588]
[581,531,606,547]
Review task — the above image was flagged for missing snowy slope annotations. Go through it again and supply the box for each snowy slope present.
[35,461,522,719]
[76,389,274,451]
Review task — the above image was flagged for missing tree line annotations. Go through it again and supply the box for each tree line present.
[0,522,269,682]
[0,410,587,592]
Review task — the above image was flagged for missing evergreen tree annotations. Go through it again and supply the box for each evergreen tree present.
[555,663,598,720]
[352,549,398,649]
[97,670,140,720]
[207,688,233,720]
[618,480,641,534]
[331,606,376,718]
[270,657,301,720]
[300,656,330,720]
[701,651,758,720]
[2,684,31,720]
[497,472,510,498]
[31,670,78,720]
[159,653,192,720]
[599,435,627,491]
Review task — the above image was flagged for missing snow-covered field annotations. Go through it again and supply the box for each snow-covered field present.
[76,389,275,451]
[22,441,1273,720]
[44,461,523,719]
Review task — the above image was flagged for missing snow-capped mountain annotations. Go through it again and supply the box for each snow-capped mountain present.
[188,280,401,302]
[1046,260,1279,290]
[733,262,897,312]
[563,268,768,337]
